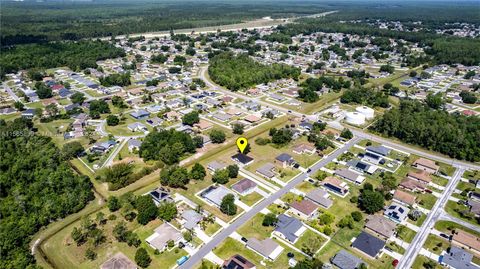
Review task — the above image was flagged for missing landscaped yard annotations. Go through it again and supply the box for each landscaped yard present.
[417,193,437,210]
[444,201,480,227]
[423,234,449,255]
[412,255,442,269]
[237,213,274,239]
[396,224,417,243]
[238,191,264,206]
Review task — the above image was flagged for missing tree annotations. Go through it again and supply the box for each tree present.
[112,96,127,108]
[190,163,206,180]
[35,82,52,99]
[183,231,193,242]
[360,190,385,214]
[220,194,237,215]
[232,123,245,135]
[14,101,25,111]
[302,236,323,256]
[379,64,395,73]
[270,128,293,145]
[262,213,278,226]
[182,111,200,126]
[158,202,177,221]
[227,164,239,178]
[70,92,86,104]
[106,115,120,126]
[338,215,355,229]
[85,248,97,260]
[409,70,417,77]
[186,47,196,56]
[89,100,110,118]
[340,128,353,139]
[135,248,151,268]
[209,129,226,143]
[351,211,363,222]
[45,103,59,117]
[108,196,121,212]
[425,92,445,109]
[71,227,86,246]
[113,222,128,242]
[61,141,84,160]
[318,212,335,225]
[160,166,190,188]
[459,90,477,104]
[136,195,158,225]
[212,169,230,184]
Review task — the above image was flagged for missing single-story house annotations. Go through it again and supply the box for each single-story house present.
[351,231,386,258]
[202,185,235,207]
[275,153,295,168]
[212,112,232,122]
[127,122,147,132]
[364,215,397,240]
[91,140,116,154]
[393,189,416,207]
[366,145,391,157]
[407,170,432,184]
[222,255,256,269]
[207,161,227,173]
[21,109,36,118]
[193,119,213,131]
[347,160,377,175]
[256,163,276,179]
[130,109,150,120]
[101,252,137,269]
[334,169,365,185]
[442,246,479,269]
[246,237,284,261]
[399,178,427,192]
[165,111,180,121]
[305,188,333,209]
[452,230,480,256]
[273,214,306,244]
[231,153,254,166]
[384,202,409,223]
[292,143,316,155]
[231,178,257,196]
[128,139,142,152]
[413,158,439,174]
[181,210,203,230]
[146,117,163,127]
[322,176,350,197]
[289,199,319,220]
[146,223,183,251]
[331,250,363,269]
[244,114,261,123]
[149,188,174,205]
[361,152,384,165]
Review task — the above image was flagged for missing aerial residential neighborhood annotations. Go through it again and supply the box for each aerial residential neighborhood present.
[1,1,479,269]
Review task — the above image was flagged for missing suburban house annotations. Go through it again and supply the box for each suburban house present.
[305,188,333,209]
[193,119,213,131]
[21,108,35,118]
[146,223,183,251]
[101,252,137,269]
[289,199,319,220]
[467,199,480,217]
[149,188,174,205]
[442,246,479,269]
[322,176,350,197]
[451,230,480,256]
[90,140,116,154]
[202,185,235,208]
[222,255,256,269]
[273,214,306,244]
[130,109,150,120]
[181,210,203,231]
[366,145,391,157]
[364,215,397,240]
[393,189,416,207]
[413,158,440,174]
[399,178,427,193]
[331,250,363,269]
[231,153,254,166]
[407,170,432,184]
[246,237,284,261]
[384,202,409,223]
[207,161,227,173]
[292,143,316,155]
[256,163,276,179]
[231,178,258,196]
[146,117,163,127]
[347,159,377,175]
[275,153,296,168]
[127,122,147,132]
[128,139,142,152]
[334,169,365,184]
[351,231,386,258]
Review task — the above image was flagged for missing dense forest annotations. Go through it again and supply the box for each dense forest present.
[0,1,329,45]
[0,118,94,269]
[208,52,300,91]
[371,100,480,161]
[0,41,125,78]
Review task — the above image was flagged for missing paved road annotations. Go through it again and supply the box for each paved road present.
[3,83,20,102]
[397,167,465,269]
[179,136,361,269]
[438,208,480,233]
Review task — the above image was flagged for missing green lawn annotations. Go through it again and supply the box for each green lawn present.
[435,220,480,237]
[387,241,405,255]
[296,181,316,194]
[238,191,263,206]
[237,213,274,239]
[431,175,449,186]
[407,213,427,227]
[412,255,442,269]
[444,201,480,227]
[396,225,417,243]
[204,222,221,236]
[463,170,480,181]
[294,229,327,251]
[423,234,449,255]
[417,193,437,210]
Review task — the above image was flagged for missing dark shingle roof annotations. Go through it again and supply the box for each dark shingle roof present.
[351,231,385,257]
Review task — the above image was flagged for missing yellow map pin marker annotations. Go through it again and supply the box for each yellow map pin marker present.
[236,137,248,153]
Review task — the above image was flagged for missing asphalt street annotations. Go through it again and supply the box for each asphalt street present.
[179,137,361,268]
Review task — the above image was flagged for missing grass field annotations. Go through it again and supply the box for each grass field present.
[412,255,442,269]
[396,225,417,243]
[443,201,480,228]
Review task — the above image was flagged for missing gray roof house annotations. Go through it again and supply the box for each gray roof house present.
[334,169,365,184]
[128,139,142,152]
[274,214,306,243]
[231,178,257,196]
[246,237,284,261]
[351,231,386,258]
[364,215,397,240]
[207,161,227,172]
[256,163,276,179]
[181,210,203,230]
[366,145,391,156]
[305,189,333,209]
[146,223,183,251]
[101,252,137,269]
[202,185,235,207]
[331,250,363,269]
[442,246,480,269]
